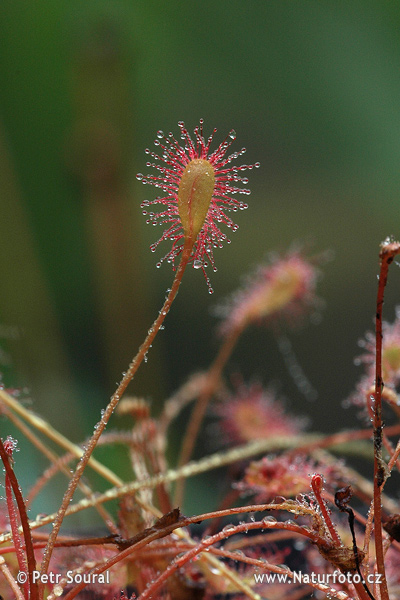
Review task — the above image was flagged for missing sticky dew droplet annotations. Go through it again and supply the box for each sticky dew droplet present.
[222,524,236,533]
[262,516,277,525]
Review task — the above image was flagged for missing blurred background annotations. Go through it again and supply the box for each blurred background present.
[1,1,400,518]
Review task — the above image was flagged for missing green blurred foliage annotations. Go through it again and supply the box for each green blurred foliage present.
[1,0,400,515]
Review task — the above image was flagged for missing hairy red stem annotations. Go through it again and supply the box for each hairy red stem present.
[5,476,29,598]
[372,239,400,600]
[0,438,38,600]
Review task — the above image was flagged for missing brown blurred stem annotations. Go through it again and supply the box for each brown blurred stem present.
[175,322,244,505]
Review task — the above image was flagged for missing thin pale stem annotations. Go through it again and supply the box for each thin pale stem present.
[0,555,25,600]
[387,437,400,473]
[4,407,117,531]
[0,388,122,486]
[175,322,244,504]
[39,239,194,588]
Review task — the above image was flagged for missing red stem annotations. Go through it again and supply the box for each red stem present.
[0,439,38,600]
[372,239,400,600]
[5,477,29,598]
[311,475,341,546]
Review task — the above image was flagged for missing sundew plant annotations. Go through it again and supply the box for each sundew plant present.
[1,121,400,600]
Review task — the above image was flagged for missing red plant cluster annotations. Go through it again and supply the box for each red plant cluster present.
[213,382,306,445]
[216,249,321,335]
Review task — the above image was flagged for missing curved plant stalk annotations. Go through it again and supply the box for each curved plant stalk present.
[159,372,209,436]
[38,239,194,587]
